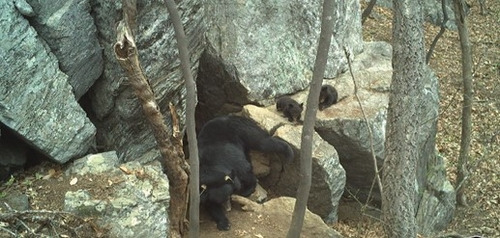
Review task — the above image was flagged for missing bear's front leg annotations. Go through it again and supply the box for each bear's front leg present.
[205,202,230,230]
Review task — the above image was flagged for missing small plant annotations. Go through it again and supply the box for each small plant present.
[0,175,16,198]
[5,175,15,186]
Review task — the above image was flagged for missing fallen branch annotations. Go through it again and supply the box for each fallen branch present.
[0,208,103,237]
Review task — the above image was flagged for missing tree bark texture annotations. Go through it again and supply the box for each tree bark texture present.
[114,1,189,237]
[453,0,473,207]
[382,0,425,237]
[286,0,334,237]
[164,0,201,236]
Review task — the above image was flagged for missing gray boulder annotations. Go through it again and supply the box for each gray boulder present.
[315,41,392,203]
[313,41,455,234]
[416,155,456,234]
[25,0,103,99]
[0,0,96,164]
[64,151,170,237]
[197,0,364,126]
[0,190,31,211]
[241,105,346,223]
[89,0,205,163]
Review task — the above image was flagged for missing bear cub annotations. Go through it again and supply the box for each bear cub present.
[276,96,303,122]
[198,115,294,230]
[319,85,338,111]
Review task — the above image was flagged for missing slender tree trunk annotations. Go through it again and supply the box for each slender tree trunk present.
[453,0,473,207]
[382,0,425,237]
[114,1,190,237]
[165,0,200,235]
[286,0,334,237]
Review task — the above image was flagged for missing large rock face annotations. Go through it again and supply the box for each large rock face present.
[89,0,206,162]
[25,0,103,99]
[241,105,346,223]
[0,0,96,163]
[313,41,455,235]
[196,0,364,127]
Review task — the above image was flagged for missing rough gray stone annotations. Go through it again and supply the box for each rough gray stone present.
[65,151,120,176]
[314,41,392,204]
[0,190,31,211]
[0,0,96,164]
[64,190,108,217]
[414,68,456,236]
[65,152,170,237]
[416,155,456,234]
[14,0,34,17]
[197,0,364,125]
[26,0,103,99]
[241,105,346,223]
[313,41,455,234]
[89,0,205,163]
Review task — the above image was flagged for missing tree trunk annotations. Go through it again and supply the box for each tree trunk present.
[114,1,190,237]
[286,0,334,237]
[382,0,425,237]
[453,0,473,207]
[165,0,200,235]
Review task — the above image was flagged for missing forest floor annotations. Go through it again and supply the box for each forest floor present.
[1,1,498,238]
[333,1,499,237]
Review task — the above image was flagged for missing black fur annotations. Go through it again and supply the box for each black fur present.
[319,85,338,111]
[276,96,303,122]
[198,115,293,230]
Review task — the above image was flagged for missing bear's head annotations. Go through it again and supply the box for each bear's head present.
[200,170,241,204]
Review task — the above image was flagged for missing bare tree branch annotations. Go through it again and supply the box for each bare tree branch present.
[114,1,190,237]
[0,209,100,237]
[362,0,378,24]
[286,0,334,237]
[426,0,449,64]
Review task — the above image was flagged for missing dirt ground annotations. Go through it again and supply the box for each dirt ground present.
[1,1,499,237]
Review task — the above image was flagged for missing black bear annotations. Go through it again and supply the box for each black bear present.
[198,115,294,230]
[319,85,338,111]
[276,96,304,122]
